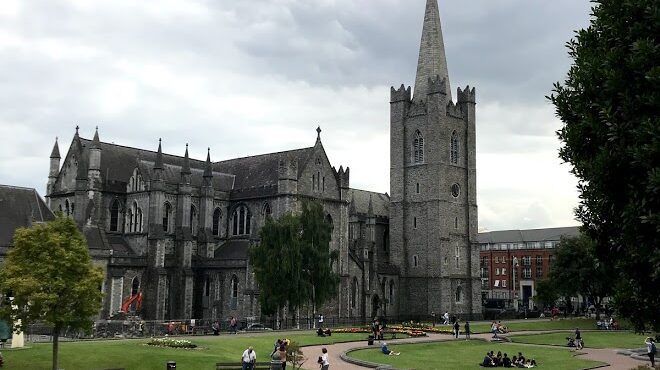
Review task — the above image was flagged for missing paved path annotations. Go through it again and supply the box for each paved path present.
[300,330,649,370]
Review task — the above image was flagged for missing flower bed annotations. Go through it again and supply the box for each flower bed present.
[147,338,197,349]
[396,323,454,334]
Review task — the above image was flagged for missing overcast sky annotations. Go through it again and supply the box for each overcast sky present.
[0,0,592,231]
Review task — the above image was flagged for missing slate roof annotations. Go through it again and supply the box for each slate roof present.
[214,239,250,259]
[71,138,235,190]
[214,147,314,190]
[67,138,316,192]
[477,226,580,244]
[348,188,390,217]
[0,185,55,247]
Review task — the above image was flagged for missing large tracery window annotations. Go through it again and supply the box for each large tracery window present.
[127,168,145,192]
[413,130,424,163]
[450,131,459,165]
[109,199,120,232]
[127,201,143,233]
[232,205,251,236]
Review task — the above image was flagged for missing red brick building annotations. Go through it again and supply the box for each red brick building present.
[478,227,579,309]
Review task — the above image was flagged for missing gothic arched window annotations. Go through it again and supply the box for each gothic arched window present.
[136,205,143,233]
[262,202,272,218]
[65,199,70,216]
[351,277,358,309]
[110,199,120,232]
[190,205,198,236]
[131,276,140,296]
[163,202,172,232]
[413,130,424,163]
[230,275,239,309]
[389,281,395,305]
[450,131,459,165]
[127,168,144,192]
[455,285,463,303]
[232,205,251,236]
[212,208,222,236]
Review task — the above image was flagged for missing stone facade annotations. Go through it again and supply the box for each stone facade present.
[44,0,481,322]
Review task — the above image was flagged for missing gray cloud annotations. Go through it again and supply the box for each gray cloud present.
[0,0,588,230]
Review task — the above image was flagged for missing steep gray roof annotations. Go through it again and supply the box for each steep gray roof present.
[348,188,390,217]
[0,185,55,247]
[477,227,580,244]
[214,239,249,260]
[214,147,313,190]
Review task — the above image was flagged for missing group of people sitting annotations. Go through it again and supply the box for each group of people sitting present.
[596,317,619,330]
[316,327,332,337]
[482,351,537,368]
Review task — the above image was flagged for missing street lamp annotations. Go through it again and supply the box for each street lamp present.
[512,257,519,311]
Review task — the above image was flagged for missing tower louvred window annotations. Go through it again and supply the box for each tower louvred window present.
[451,131,459,164]
[413,130,424,163]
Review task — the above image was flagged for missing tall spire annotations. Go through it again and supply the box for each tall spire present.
[154,138,164,170]
[203,147,213,178]
[91,126,100,149]
[50,137,60,159]
[413,0,451,102]
[181,143,191,175]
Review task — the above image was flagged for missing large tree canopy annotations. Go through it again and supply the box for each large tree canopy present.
[549,0,659,331]
[0,215,104,370]
[545,235,613,316]
[250,201,339,316]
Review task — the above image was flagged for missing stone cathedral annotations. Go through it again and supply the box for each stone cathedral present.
[45,0,481,321]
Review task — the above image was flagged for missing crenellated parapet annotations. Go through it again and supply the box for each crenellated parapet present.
[408,100,427,117]
[337,166,350,189]
[390,84,411,103]
[457,85,476,104]
[427,75,447,95]
[446,100,463,118]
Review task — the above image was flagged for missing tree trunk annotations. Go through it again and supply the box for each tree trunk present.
[52,325,60,370]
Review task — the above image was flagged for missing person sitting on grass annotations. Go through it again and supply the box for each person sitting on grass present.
[380,342,400,356]
[502,353,512,368]
[493,351,502,366]
[511,356,518,366]
[482,352,495,367]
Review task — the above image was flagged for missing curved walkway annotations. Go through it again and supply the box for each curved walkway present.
[301,331,649,370]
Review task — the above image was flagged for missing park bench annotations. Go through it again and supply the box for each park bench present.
[216,361,272,370]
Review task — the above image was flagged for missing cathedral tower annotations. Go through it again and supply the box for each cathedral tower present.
[389,0,481,318]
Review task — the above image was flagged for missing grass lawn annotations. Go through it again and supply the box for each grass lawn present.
[348,340,604,370]
[467,318,598,333]
[2,331,371,370]
[510,331,648,349]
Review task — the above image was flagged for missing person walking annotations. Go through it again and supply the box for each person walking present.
[319,347,329,370]
[453,320,460,339]
[645,337,656,368]
[491,321,499,339]
[241,346,256,370]
[230,316,238,334]
[464,321,471,340]
[318,313,324,328]
[574,327,583,350]
[443,311,450,325]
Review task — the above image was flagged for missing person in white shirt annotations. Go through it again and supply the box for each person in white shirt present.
[319,347,329,370]
[241,346,256,370]
[443,311,450,325]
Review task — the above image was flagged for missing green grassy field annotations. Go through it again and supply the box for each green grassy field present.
[510,331,648,349]
[348,340,604,370]
[2,332,369,370]
[466,318,598,333]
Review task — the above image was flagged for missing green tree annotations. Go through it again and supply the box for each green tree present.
[534,279,559,309]
[0,216,104,370]
[546,235,613,318]
[250,200,339,317]
[549,0,659,331]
